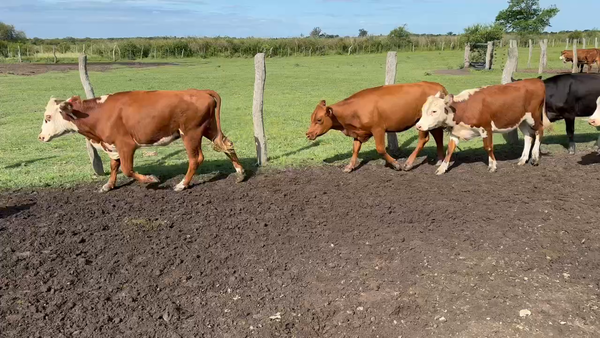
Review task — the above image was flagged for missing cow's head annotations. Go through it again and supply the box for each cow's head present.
[306,100,335,140]
[589,96,600,127]
[560,50,569,62]
[415,91,453,131]
[38,97,80,142]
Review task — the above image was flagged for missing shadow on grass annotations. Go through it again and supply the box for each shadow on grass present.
[0,203,35,220]
[543,133,600,150]
[3,156,58,169]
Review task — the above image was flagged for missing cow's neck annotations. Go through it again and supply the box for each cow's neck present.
[70,98,106,143]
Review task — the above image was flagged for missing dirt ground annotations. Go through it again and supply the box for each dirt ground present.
[2,152,600,338]
[0,62,176,76]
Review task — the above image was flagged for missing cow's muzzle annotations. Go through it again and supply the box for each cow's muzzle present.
[589,119,600,127]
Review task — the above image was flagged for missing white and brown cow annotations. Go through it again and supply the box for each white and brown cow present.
[38,90,245,192]
[589,96,600,127]
[415,78,551,175]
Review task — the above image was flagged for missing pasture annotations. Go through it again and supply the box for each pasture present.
[2,47,600,337]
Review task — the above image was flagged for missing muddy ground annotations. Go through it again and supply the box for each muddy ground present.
[2,152,600,338]
[0,62,176,76]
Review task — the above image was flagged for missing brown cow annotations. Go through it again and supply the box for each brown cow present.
[415,79,551,175]
[560,49,600,73]
[305,82,447,172]
[38,90,245,192]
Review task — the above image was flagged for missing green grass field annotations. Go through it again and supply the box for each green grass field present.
[1,47,598,189]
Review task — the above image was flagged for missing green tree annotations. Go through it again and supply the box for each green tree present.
[495,0,559,36]
[358,29,368,37]
[462,24,504,44]
[310,27,323,38]
[388,25,412,47]
[567,31,583,40]
[0,22,26,41]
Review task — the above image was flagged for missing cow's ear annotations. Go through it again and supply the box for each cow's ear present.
[325,106,334,117]
[434,91,445,99]
[444,94,454,105]
[510,76,517,82]
[59,101,77,120]
[319,100,327,107]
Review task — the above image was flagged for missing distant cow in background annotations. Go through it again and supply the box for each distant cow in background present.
[38,90,245,192]
[560,49,600,73]
[306,82,447,173]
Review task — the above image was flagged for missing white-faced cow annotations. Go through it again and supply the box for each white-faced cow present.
[38,90,245,192]
[415,78,550,175]
[589,96,600,128]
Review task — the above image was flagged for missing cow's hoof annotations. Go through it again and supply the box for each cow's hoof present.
[435,160,443,167]
[235,172,245,183]
[147,175,160,183]
[568,144,576,155]
[173,182,187,192]
[99,183,114,193]
[343,165,354,173]
[517,158,527,166]
[403,163,413,171]
[530,158,540,166]
[391,161,402,171]
[488,166,497,173]
[435,167,446,175]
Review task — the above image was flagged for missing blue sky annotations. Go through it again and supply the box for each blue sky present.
[0,0,597,39]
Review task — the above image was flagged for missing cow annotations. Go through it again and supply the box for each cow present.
[305,82,447,173]
[38,90,245,192]
[415,78,550,175]
[560,49,600,73]
[534,74,600,154]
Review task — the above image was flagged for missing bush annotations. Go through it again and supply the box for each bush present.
[462,23,504,44]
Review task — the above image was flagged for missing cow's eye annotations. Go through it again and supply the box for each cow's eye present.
[45,115,51,122]
[317,118,323,124]
[432,110,437,114]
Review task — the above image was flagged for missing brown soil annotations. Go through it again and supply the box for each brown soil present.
[2,152,600,337]
[0,62,177,76]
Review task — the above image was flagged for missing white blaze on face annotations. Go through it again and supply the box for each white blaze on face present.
[589,96,600,127]
[416,92,450,131]
[38,98,78,142]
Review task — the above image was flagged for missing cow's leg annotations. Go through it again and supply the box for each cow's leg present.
[403,130,429,171]
[436,136,458,175]
[431,127,445,166]
[482,130,497,172]
[518,123,534,166]
[565,117,576,154]
[205,126,245,183]
[373,129,401,170]
[118,145,160,184]
[100,158,121,193]
[174,134,202,192]
[531,127,544,166]
[344,139,362,173]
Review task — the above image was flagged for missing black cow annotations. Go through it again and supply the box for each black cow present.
[513,74,600,154]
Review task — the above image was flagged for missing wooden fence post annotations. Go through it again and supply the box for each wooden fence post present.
[463,43,470,68]
[385,51,399,152]
[527,39,533,68]
[252,53,268,166]
[485,41,494,70]
[52,46,57,64]
[565,38,569,50]
[582,38,586,49]
[17,45,22,63]
[502,40,519,144]
[596,37,598,48]
[538,39,547,75]
[78,54,104,176]
[572,39,578,73]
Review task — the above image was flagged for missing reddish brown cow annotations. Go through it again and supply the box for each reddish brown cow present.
[416,78,550,175]
[38,90,245,192]
[560,49,600,73]
[305,82,447,172]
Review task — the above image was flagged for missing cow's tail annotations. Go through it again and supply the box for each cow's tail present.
[205,90,235,154]
[541,98,553,132]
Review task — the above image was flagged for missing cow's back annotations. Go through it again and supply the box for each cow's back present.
[544,74,600,118]
[339,82,446,132]
[89,90,215,144]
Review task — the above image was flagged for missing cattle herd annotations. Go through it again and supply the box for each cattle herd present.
[38,58,600,192]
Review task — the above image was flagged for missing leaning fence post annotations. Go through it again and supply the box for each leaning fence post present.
[501,40,520,144]
[538,39,547,75]
[52,45,57,64]
[252,53,268,166]
[572,39,578,73]
[384,51,399,152]
[463,43,470,68]
[78,54,104,176]
[485,41,494,70]
[17,45,22,63]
